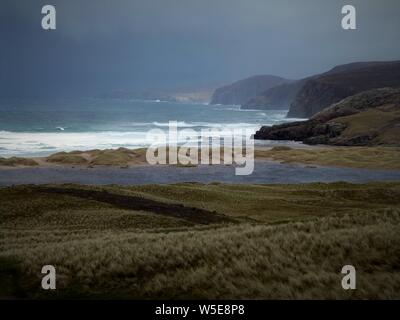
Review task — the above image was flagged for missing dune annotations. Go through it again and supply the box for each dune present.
[0,157,38,167]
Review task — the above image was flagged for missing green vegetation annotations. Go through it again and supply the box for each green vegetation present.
[256,146,400,170]
[333,107,400,146]
[46,152,88,165]
[0,157,38,167]
[1,182,400,299]
[89,148,140,166]
[90,150,132,166]
[2,145,400,170]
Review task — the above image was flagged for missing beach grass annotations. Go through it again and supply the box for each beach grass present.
[0,157,38,167]
[1,146,400,170]
[255,146,400,170]
[46,152,88,165]
[1,182,400,299]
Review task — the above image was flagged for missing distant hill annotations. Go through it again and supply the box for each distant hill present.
[101,86,216,104]
[242,61,400,113]
[254,87,400,146]
[242,80,306,110]
[210,75,291,106]
[288,61,400,118]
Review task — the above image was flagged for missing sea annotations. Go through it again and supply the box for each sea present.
[0,98,301,157]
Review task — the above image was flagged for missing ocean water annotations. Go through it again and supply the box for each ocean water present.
[0,98,299,157]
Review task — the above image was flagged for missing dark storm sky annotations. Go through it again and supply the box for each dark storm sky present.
[2,0,400,97]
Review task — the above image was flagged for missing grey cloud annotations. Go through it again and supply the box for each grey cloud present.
[2,0,400,97]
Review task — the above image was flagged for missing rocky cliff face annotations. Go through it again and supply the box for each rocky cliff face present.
[210,75,291,105]
[241,61,397,111]
[212,61,400,116]
[254,88,400,146]
[241,80,305,110]
[288,61,400,118]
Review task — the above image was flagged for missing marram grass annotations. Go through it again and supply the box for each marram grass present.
[1,182,400,299]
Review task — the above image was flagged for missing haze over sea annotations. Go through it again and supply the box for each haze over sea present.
[0,98,300,157]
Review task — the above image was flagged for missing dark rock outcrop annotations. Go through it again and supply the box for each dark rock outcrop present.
[288,61,400,118]
[254,88,400,146]
[254,120,346,143]
[210,75,291,106]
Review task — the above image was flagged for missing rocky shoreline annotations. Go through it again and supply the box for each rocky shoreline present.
[254,88,400,146]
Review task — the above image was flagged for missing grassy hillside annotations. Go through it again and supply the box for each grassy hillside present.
[255,87,400,147]
[332,108,400,146]
[1,182,400,299]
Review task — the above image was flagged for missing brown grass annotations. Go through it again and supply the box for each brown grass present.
[2,145,400,170]
[255,146,400,170]
[333,108,400,146]
[46,152,88,165]
[1,182,400,299]
[0,157,38,167]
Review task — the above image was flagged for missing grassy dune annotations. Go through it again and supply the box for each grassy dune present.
[0,157,38,167]
[256,146,400,170]
[2,146,400,170]
[46,152,88,165]
[45,148,148,167]
[1,145,400,170]
[1,182,400,299]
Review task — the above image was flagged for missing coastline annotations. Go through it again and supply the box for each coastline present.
[1,144,400,170]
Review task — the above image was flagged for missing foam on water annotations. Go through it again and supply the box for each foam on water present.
[0,131,152,156]
[0,128,256,157]
[0,99,296,157]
